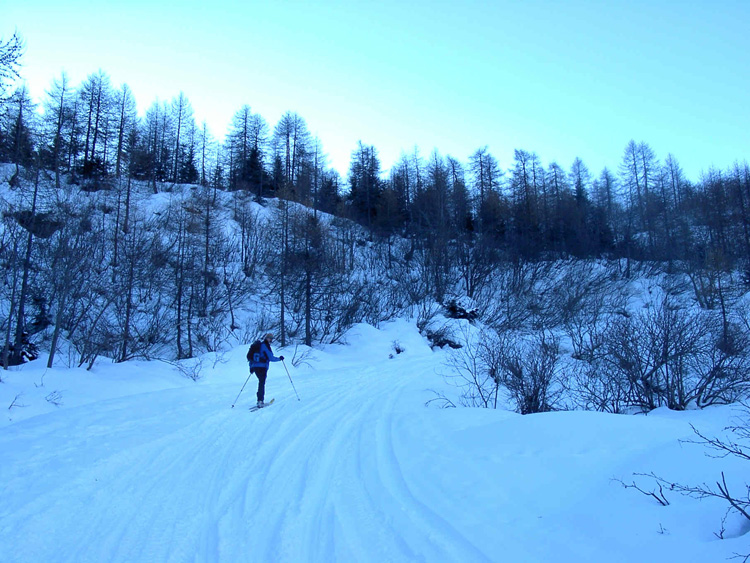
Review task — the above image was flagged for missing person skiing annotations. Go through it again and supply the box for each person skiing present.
[248,333,284,408]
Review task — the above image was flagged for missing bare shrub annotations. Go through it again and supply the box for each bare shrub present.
[425,391,457,409]
[45,390,63,406]
[563,276,627,362]
[8,393,26,410]
[541,261,610,327]
[445,325,566,414]
[623,404,750,557]
[492,329,565,414]
[290,344,315,369]
[444,327,500,409]
[686,265,722,310]
[415,301,441,333]
[691,320,750,408]
[592,296,750,412]
[571,360,630,414]
[167,356,204,381]
[478,262,545,331]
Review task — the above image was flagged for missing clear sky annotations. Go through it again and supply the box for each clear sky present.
[4,0,749,182]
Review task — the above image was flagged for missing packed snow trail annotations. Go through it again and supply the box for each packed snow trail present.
[1,325,493,562]
[0,321,745,562]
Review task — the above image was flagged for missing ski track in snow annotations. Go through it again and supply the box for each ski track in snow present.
[1,324,743,563]
[240,363,490,562]
[1,354,494,562]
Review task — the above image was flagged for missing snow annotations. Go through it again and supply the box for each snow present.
[1,319,748,562]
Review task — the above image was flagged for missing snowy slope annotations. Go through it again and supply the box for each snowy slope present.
[0,320,747,562]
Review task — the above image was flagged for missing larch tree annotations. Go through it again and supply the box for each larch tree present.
[469,146,502,214]
[568,157,593,255]
[273,111,310,198]
[170,92,196,184]
[309,136,327,214]
[0,30,23,101]
[227,105,268,194]
[112,83,137,179]
[198,121,213,187]
[78,70,112,179]
[620,140,660,248]
[390,152,414,223]
[348,141,382,230]
[545,162,569,253]
[42,72,72,188]
[592,168,617,226]
[2,84,36,178]
[510,149,543,257]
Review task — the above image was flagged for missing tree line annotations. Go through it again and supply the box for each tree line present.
[2,67,749,275]
[0,70,340,204]
[2,58,750,410]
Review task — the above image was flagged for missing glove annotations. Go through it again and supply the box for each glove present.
[279,356,285,361]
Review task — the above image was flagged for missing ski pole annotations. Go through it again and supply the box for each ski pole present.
[282,359,300,401]
[231,370,254,408]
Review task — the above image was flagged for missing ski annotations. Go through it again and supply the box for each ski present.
[249,398,274,412]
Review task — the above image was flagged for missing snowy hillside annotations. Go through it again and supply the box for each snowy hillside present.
[1,320,747,562]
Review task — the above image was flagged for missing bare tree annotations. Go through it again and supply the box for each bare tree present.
[78,70,112,181]
[0,30,23,101]
[273,111,310,198]
[169,91,198,184]
[42,72,72,188]
[198,120,214,187]
[112,83,137,179]
[1,203,25,369]
[43,198,104,367]
[9,164,41,366]
[469,146,502,216]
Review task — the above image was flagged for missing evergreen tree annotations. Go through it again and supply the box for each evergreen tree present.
[273,111,310,199]
[347,141,382,229]
[2,85,36,174]
[227,105,268,194]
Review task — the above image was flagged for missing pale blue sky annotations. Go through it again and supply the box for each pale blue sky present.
[4,0,749,182]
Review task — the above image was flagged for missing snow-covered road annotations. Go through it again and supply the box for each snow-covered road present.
[1,321,746,562]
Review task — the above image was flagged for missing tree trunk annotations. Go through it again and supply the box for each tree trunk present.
[47,292,67,368]
[305,267,312,347]
[120,223,137,362]
[11,167,39,365]
[2,239,19,369]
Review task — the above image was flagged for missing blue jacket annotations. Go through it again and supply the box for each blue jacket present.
[249,340,281,370]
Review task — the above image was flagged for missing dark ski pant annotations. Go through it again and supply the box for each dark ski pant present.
[254,368,268,403]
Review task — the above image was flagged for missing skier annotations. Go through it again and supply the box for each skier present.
[248,333,284,408]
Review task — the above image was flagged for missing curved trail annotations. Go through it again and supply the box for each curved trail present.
[0,345,492,562]
[1,323,740,563]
